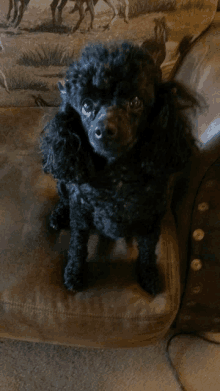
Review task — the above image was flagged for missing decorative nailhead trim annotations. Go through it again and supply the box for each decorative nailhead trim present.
[186,301,196,307]
[191,285,202,294]
[191,259,202,271]
[205,180,215,187]
[182,315,191,321]
[198,202,209,212]
[192,229,205,241]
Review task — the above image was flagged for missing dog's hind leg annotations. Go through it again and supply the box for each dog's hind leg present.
[136,226,162,296]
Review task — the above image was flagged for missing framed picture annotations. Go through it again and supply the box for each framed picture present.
[0,0,218,107]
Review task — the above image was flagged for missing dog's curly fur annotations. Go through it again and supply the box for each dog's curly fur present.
[40,41,199,295]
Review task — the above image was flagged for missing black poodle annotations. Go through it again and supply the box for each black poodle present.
[40,41,199,296]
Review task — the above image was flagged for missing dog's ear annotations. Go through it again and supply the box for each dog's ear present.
[40,103,95,182]
[141,41,165,70]
[140,49,163,85]
[146,81,201,172]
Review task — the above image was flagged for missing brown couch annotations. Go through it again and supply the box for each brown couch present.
[1,16,220,391]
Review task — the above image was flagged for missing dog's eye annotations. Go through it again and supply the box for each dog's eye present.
[129,97,143,111]
[81,99,94,116]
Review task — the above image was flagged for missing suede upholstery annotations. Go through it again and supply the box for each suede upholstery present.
[1,18,220,349]
[1,10,220,391]
[0,108,180,348]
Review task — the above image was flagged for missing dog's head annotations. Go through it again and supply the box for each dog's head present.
[41,41,200,182]
[59,42,162,163]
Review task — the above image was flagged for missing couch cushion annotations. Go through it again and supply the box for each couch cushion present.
[0,108,181,348]
[168,334,220,391]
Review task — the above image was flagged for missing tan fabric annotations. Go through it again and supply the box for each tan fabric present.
[0,108,181,348]
[2,17,220,349]
[175,17,220,146]
[168,334,220,391]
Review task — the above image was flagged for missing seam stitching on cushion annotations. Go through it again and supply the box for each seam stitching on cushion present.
[0,300,171,321]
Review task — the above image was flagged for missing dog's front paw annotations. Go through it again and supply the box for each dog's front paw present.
[64,268,84,291]
[137,266,162,296]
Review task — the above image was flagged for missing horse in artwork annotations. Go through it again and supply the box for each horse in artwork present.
[6,0,129,32]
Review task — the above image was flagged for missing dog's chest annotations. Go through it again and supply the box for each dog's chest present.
[80,179,145,211]
[73,175,166,220]
[69,175,167,239]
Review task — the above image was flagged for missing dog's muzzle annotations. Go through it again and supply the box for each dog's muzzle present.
[88,105,137,161]
[93,107,117,140]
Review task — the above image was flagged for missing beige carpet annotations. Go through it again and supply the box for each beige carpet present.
[0,331,183,391]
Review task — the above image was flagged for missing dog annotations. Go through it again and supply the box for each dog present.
[40,41,199,295]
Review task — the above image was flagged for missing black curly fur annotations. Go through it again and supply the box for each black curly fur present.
[40,41,200,295]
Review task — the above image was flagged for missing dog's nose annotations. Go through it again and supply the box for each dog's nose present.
[95,128,102,139]
[106,123,117,137]
[95,124,117,139]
